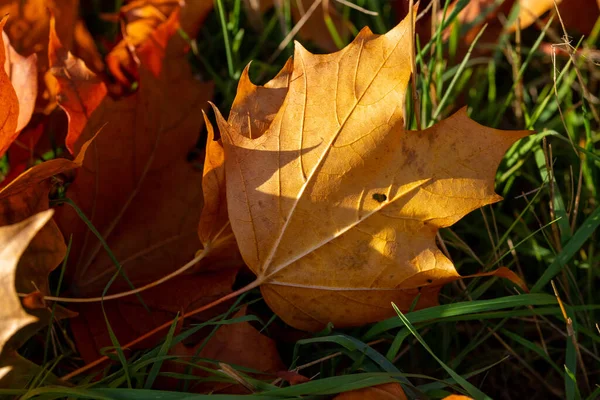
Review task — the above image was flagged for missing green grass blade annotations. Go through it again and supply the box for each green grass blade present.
[432,24,487,120]
[500,329,563,375]
[417,355,509,393]
[586,385,600,400]
[259,373,399,397]
[215,0,235,78]
[101,302,132,389]
[417,0,470,62]
[364,294,557,339]
[532,206,600,292]
[491,16,553,127]
[143,315,179,389]
[534,146,572,243]
[62,198,147,310]
[564,363,581,400]
[292,334,414,393]
[392,304,490,400]
[41,235,72,367]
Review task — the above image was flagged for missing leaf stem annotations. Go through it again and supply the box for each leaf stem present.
[21,245,213,303]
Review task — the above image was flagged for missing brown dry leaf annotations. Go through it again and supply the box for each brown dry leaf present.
[333,383,407,400]
[0,16,19,157]
[0,0,102,112]
[514,0,600,34]
[447,0,599,46]
[0,183,65,301]
[0,0,78,59]
[71,19,105,74]
[396,0,599,59]
[51,9,214,297]
[212,9,530,331]
[168,305,284,393]
[0,351,61,389]
[0,151,87,321]
[0,210,54,381]
[2,28,37,133]
[48,17,107,155]
[70,268,238,364]
[275,370,310,385]
[106,0,213,89]
[0,134,90,198]
[0,138,92,355]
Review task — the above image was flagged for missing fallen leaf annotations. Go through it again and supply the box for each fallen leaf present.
[0,0,100,113]
[0,183,65,299]
[0,210,54,381]
[0,137,92,352]
[0,351,61,389]
[275,370,310,385]
[0,16,19,157]
[333,382,407,400]
[51,9,214,298]
[0,133,90,198]
[212,9,530,331]
[71,19,105,74]
[106,0,213,89]
[3,28,37,133]
[395,0,599,61]
[511,0,600,34]
[447,0,599,48]
[194,305,284,374]
[3,118,45,183]
[48,17,107,155]
[168,305,284,393]
[70,269,238,364]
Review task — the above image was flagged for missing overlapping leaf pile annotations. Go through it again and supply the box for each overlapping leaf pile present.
[0,0,533,396]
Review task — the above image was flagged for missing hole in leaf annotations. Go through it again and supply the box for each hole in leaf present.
[372,193,387,203]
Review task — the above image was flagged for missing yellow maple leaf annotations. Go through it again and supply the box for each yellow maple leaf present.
[205,8,530,332]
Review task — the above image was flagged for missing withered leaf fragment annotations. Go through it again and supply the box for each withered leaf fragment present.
[0,210,54,381]
[2,28,37,133]
[0,16,19,157]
